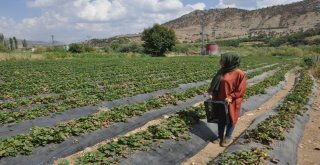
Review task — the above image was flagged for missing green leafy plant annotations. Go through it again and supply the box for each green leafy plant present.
[246,70,313,144]
[216,147,269,165]
[142,24,176,56]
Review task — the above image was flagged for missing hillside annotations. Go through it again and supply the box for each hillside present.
[164,0,320,42]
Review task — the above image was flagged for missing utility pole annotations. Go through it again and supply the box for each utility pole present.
[200,15,206,55]
[51,35,54,47]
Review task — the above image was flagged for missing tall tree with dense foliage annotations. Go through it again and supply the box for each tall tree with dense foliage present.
[9,38,14,50]
[0,33,4,44]
[13,37,18,49]
[141,24,176,56]
[22,39,28,48]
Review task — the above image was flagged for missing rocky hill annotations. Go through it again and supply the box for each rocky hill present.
[164,0,320,42]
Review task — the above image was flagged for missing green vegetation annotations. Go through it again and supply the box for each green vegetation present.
[0,33,24,52]
[216,147,269,165]
[0,56,280,124]
[142,24,176,56]
[216,28,320,47]
[0,62,290,158]
[246,70,313,144]
[244,65,290,99]
[71,64,291,164]
[68,43,94,53]
[76,106,204,164]
[214,69,313,164]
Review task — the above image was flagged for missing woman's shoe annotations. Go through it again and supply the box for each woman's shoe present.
[220,137,232,147]
[211,138,221,144]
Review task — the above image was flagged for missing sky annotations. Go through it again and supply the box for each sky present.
[0,0,303,43]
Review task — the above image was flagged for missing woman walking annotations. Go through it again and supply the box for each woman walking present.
[204,52,247,147]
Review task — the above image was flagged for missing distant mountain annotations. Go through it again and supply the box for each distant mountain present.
[88,0,320,45]
[164,0,320,42]
[87,34,141,47]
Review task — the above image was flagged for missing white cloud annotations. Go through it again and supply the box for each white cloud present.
[216,0,237,8]
[0,17,16,37]
[77,0,126,21]
[214,0,258,9]
[186,3,206,10]
[257,0,303,8]
[27,0,59,7]
[3,0,206,43]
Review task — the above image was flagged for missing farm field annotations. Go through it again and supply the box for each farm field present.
[0,55,316,165]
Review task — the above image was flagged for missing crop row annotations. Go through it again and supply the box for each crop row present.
[246,70,313,143]
[214,69,313,164]
[0,56,282,100]
[66,65,288,165]
[213,147,269,165]
[0,65,292,158]
[0,64,286,126]
[244,65,290,99]
[0,69,209,110]
[0,62,278,112]
[72,106,205,165]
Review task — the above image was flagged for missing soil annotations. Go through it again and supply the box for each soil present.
[182,71,296,165]
[53,115,167,165]
[298,78,320,165]
[54,70,295,165]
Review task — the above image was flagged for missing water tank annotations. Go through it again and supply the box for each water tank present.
[206,43,219,55]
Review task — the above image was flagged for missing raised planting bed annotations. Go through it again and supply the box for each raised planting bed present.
[0,63,280,138]
[0,62,278,126]
[0,66,293,164]
[210,70,316,165]
[53,67,294,165]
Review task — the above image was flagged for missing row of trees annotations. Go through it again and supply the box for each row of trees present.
[0,33,28,52]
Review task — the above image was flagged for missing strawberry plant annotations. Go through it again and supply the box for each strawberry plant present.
[215,147,270,165]
[246,70,313,144]
[0,64,293,158]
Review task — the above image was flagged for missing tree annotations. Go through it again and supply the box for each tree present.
[0,33,4,44]
[22,39,28,48]
[4,40,8,48]
[9,38,14,50]
[141,24,176,56]
[13,37,18,49]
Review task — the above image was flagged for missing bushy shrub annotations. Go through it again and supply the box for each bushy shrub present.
[172,44,190,54]
[69,44,83,53]
[69,44,94,53]
[0,44,10,52]
[303,57,316,67]
[117,43,143,53]
[83,45,95,52]
[110,43,120,50]
[103,46,113,53]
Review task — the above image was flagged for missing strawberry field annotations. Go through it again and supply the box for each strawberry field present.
[0,56,315,165]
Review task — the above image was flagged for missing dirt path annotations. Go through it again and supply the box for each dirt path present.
[298,78,320,165]
[182,71,296,165]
